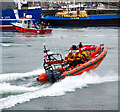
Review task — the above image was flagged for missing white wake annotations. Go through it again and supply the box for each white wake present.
[0,70,118,109]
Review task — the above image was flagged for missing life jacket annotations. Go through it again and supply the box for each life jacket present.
[67,53,75,61]
[76,52,84,61]
[75,52,79,58]
[81,51,89,62]
[82,51,88,57]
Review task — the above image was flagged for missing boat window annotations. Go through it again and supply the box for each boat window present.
[63,8,66,11]
[24,20,27,24]
[80,7,85,11]
[68,9,70,12]
[17,20,22,23]
[71,8,76,11]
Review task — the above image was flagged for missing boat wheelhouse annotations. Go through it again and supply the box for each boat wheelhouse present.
[11,17,52,34]
[55,4,88,17]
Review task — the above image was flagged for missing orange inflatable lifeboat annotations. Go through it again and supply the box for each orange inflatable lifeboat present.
[37,44,107,83]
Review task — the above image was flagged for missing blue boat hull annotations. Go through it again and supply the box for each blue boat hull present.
[0,8,42,30]
[41,14,120,27]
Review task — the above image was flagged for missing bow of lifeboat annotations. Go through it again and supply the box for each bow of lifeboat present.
[37,44,107,83]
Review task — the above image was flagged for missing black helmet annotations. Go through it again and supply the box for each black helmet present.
[72,45,77,50]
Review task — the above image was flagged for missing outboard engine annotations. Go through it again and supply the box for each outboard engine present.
[46,69,62,83]
[53,69,63,81]
[43,45,63,83]
[46,70,55,83]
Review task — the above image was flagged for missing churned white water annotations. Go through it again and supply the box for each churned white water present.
[0,27,118,110]
[0,69,118,109]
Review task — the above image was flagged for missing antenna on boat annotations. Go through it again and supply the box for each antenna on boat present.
[43,44,49,54]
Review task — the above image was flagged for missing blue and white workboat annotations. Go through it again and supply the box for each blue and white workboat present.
[0,1,42,30]
[41,4,120,27]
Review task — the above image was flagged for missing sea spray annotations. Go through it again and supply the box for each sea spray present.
[0,70,118,110]
[0,69,45,82]
[0,83,40,94]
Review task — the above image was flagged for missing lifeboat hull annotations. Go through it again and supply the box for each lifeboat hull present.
[69,45,98,51]
[37,44,107,83]
[13,25,52,34]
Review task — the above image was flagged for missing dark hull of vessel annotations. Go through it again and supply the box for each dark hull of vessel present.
[41,18,120,27]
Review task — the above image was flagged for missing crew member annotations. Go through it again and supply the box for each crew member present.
[67,51,76,67]
[40,21,44,30]
[35,22,39,29]
[31,23,34,28]
[81,51,89,62]
[75,50,84,64]
[78,42,83,48]
[43,22,47,28]
[47,23,52,28]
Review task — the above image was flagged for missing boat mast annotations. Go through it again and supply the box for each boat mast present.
[74,0,75,4]
[14,0,27,9]
[79,2,81,11]
[33,0,35,7]
[18,0,22,9]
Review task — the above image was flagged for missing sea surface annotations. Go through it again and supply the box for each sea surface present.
[0,27,119,110]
